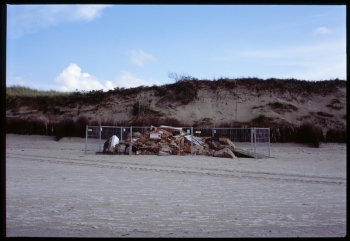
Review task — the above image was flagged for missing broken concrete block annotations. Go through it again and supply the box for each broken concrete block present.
[158,151,170,156]
[138,136,147,144]
[125,144,138,154]
[195,145,205,155]
[160,145,170,152]
[132,132,142,137]
[150,142,159,153]
[116,144,126,153]
[174,136,184,147]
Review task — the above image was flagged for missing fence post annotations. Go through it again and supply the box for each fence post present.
[85,125,88,155]
[254,127,257,159]
[191,127,193,157]
[129,126,132,156]
[250,128,253,152]
[120,127,122,142]
[99,125,102,152]
[268,128,271,157]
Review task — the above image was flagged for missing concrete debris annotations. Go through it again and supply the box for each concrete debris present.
[101,126,259,158]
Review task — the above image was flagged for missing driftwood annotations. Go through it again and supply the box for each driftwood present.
[232,147,266,158]
[213,148,237,159]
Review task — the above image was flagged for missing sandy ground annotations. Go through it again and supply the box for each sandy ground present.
[5,134,347,237]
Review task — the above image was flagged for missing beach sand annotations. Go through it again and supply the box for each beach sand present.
[5,134,347,237]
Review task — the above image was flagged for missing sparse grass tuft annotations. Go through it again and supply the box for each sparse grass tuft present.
[53,119,75,141]
[252,114,267,124]
[128,116,192,127]
[325,129,346,143]
[132,101,164,117]
[317,111,334,118]
[268,101,298,111]
[75,116,89,138]
[252,114,273,125]
[294,122,324,148]
[325,104,342,110]
[6,119,48,135]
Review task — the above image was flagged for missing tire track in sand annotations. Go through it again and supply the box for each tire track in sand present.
[6,153,346,186]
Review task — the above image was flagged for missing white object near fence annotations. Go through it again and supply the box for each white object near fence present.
[110,135,119,147]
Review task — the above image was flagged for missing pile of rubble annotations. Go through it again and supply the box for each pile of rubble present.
[102,125,261,159]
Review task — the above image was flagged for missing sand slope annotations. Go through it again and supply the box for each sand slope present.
[6,80,346,132]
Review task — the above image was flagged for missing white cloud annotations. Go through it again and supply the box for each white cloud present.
[53,65,161,92]
[75,5,109,21]
[313,27,332,35]
[114,71,161,88]
[7,4,111,38]
[105,80,114,90]
[127,50,156,67]
[54,63,113,92]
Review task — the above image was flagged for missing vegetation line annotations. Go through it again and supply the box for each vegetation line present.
[6,85,71,97]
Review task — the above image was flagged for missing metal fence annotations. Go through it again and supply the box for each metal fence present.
[85,125,270,158]
[253,127,270,158]
[193,127,253,149]
[85,126,194,155]
[85,126,154,155]
[192,127,270,158]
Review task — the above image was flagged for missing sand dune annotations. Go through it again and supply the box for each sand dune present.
[6,80,346,132]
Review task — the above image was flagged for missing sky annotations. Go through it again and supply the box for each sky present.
[6,4,346,92]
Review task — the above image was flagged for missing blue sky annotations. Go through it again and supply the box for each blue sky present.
[6,4,346,92]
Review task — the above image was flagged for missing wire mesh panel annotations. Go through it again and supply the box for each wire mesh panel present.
[192,128,212,137]
[100,126,131,152]
[253,128,270,158]
[85,126,130,154]
[85,126,101,154]
[192,127,270,158]
[193,128,253,151]
[130,126,153,137]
